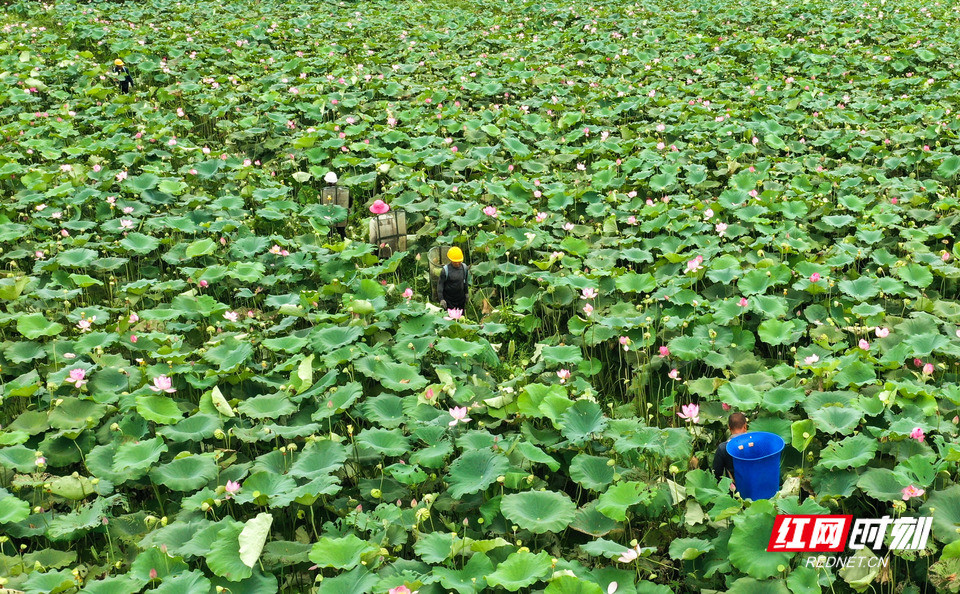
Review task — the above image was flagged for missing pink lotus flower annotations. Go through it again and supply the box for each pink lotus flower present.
[483,206,498,217]
[805,354,819,365]
[810,273,821,283]
[225,480,241,496]
[557,369,571,383]
[909,427,925,442]
[448,406,471,426]
[563,222,575,231]
[914,358,923,368]
[582,303,594,316]
[130,335,138,343]
[704,208,714,220]
[535,212,547,223]
[120,219,134,229]
[721,402,731,411]
[223,311,239,322]
[198,279,208,288]
[902,485,925,500]
[923,363,934,375]
[149,569,158,580]
[65,368,87,388]
[60,229,70,238]
[617,545,643,563]
[858,339,870,350]
[370,200,390,214]
[659,346,670,358]
[445,308,463,320]
[668,368,680,380]
[92,164,102,172]
[389,587,418,594]
[403,288,413,299]
[424,388,434,400]
[582,288,598,300]
[619,336,630,351]
[876,327,889,338]
[943,252,951,262]
[149,375,176,393]
[35,456,46,467]
[627,216,637,225]
[686,256,703,273]
[77,316,95,332]
[715,222,727,236]
[678,403,700,423]
[738,297,749,307]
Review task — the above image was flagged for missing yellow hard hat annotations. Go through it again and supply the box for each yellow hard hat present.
[447,246,464,262]
[114,59,124,66]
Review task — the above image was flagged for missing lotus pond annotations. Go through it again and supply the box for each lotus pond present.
[1,0,960,591]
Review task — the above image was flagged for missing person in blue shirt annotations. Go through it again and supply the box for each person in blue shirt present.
[713,412,748,488]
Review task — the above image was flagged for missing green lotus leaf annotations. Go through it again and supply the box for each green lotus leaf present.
[446,449,510,498]
[149,453,218,491]
[233,472,298,508]
[560,400,607,444]
[355,356,427,392]
[112,437,168,479]
[119,232,161,254]
[728,500,795,579]
[289,440,347,479]
[414,531,457,563]
[596,481,649,522]
[157,414,222,442]
[356,428,410,457]
[308,533,376,570]
[808,406,862,435]
[500,490,576,534]
[237,393,295,419]
[921,485,960,544]
[858,468,909,502]
[819,434,877,470]
[206,520,253,581]
[544,576,604,594]
[0,487,29,523]
[238,512,273,568]
[486,550,552,592]
[569,454,614,492]
[17,312,65,339]
[433,551,493,594]
[136,394,184,425]
[668,537,714,561]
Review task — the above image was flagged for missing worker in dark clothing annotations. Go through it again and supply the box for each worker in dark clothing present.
[713,412,748,490]
[437,246,468,312]
[114,59,133,94]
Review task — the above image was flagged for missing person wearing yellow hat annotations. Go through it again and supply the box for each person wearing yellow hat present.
[437,246,468,312]
[113,59,133,94]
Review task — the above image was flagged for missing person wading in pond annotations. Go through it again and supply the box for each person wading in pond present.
[713,412,748,490]
[114,59,133,94]
[437,247,468,313]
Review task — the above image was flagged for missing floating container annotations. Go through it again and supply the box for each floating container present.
[726,431,785,500]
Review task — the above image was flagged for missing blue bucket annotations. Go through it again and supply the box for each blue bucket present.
[726,432,785,500]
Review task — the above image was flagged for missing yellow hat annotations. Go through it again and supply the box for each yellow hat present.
[114,59,124,66]
[447,246,464,263]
